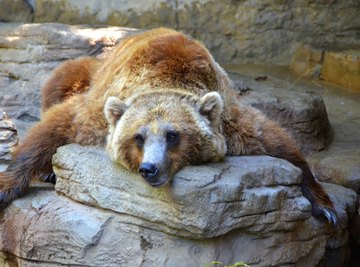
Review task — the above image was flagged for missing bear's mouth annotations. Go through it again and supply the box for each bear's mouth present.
[149,180,169,188]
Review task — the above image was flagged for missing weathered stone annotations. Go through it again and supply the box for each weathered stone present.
[0,23,139,138]
[0,0,34,22]
[0,144,356,266]
[233,79,333,153]
[290,44,324,77]
[2,0,360,65]
[53,145,311,239]
[0,111,18,171]
[321,50,360,92]
[309,148,360,193]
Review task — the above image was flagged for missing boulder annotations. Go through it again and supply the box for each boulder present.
[309,148,360,193]
[0,144,356,266]
[233,79,333,153]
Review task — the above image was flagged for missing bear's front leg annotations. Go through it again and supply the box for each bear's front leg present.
[0,99,78,208]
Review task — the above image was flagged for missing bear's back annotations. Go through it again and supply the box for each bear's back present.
[89,28,220,103]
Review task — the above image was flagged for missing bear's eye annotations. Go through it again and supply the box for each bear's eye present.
[135,133,145,147]
[166,131,180,147]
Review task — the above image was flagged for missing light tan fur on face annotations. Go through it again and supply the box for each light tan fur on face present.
[104,92,226,182]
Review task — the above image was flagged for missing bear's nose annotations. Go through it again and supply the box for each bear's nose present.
[139,163,158,181]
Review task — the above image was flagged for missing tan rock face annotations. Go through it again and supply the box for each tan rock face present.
[321,51,360,92]
[0,144,356,266]
[290,44,360,91]
[290,44,324,77]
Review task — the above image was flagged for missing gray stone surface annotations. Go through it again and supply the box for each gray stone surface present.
[53,145,310,239]
[233,78,333,153]
[0,22,139,138]
[1,0,359,65]
[0,144,356,266]
[0,0,33,22]
[309,148,360,193]
[0,111,18,171]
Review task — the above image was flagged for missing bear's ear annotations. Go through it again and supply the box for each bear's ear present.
[198,92,224,122]
[104,97,128,127]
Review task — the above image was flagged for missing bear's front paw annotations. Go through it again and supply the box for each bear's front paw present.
[312,203,338,228]
[0,191,12,209]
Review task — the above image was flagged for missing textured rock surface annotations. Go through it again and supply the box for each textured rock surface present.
[309,148,360,193]
[290,44,360,91]
[1,0,359,65]
[0,0,34,22]
[0,144,357,267]
[228,64,360,183]
[53,145,310,239]
[227,65,360,265]
[0,23,139,138]
[0,111,18,172]
[321,50,360,92]
[234,79,333,153]
[290,44,324,77]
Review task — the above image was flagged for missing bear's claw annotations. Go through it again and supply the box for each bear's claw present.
[322,207,338,228]
[43,172,57,184]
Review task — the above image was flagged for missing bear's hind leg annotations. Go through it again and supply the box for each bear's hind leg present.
[224,106,338,226]
[258,120,338,226]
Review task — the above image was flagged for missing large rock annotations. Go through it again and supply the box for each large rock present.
[0,144,357,266]
[309,148,360,193]
[0,22,139,138]
[233,78,333,153]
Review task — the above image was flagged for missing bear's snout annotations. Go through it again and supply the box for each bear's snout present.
[139,162,158,182]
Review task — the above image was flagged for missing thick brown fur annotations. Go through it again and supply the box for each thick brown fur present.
[0,28,337,225]
[42,57,100,111]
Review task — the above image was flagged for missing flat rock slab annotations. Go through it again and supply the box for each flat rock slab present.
[0,144,356,266]
[53,145,310,239]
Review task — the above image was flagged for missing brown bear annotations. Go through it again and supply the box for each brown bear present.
[0,28,337,226]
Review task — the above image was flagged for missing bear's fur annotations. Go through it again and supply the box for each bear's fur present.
[0,28,337,225]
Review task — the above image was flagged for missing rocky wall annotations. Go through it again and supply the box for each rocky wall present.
[0,0,359,65]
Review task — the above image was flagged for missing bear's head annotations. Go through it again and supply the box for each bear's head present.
[104,91,227,188]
